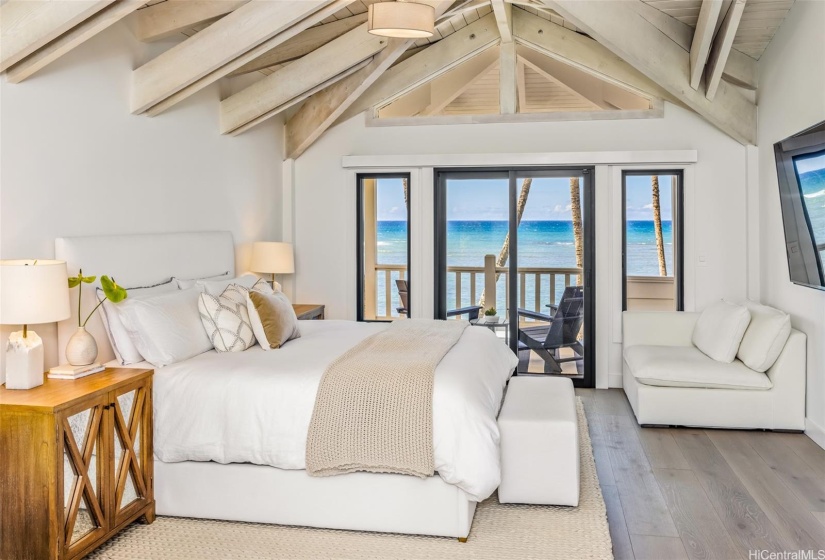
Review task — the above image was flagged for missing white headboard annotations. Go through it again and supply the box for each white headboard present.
[55,231,235,364]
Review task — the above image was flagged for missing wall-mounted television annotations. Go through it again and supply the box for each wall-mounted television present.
[775,120,825,291]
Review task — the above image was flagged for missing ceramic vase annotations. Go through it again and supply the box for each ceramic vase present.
[66,326,98,366]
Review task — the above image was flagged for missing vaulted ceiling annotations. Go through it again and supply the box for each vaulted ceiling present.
[0,0,797,156]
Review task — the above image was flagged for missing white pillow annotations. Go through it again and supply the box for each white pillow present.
[691,300,751,363]
[246,287,293,351]
[116,288,213,368]
[173,271,230,290]
[198,284,257,353]
[736,301,792,372]
[98,279,177,365]
[198,273,259,295]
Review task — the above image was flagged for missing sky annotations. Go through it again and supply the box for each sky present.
[374,175,675,221]
[795,152,825,174]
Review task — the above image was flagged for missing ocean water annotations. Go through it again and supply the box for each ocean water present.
[799,168,825,255]
[373,220,674,316]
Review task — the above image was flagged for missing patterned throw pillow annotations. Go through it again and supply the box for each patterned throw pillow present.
[198,283,258,352]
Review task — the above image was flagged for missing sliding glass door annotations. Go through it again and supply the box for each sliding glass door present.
[435,168,595,387]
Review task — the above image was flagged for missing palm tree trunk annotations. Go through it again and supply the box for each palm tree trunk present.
[478,178,532,307]
[651,175,667,276]
[402,177,409,209]
[570,177,583,284]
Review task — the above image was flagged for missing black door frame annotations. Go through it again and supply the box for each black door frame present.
[621,170,685,311]
[356,172,412,322]
[434,166,596,388]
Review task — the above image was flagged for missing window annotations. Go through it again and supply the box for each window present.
[356,174,410,321]
[775,121,825,290]
[622,171,684,311]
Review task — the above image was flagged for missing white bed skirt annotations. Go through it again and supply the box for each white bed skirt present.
[154,460,477,539]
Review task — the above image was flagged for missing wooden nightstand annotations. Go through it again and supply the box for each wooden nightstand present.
[0,367,155,560]
[293,303,325,320]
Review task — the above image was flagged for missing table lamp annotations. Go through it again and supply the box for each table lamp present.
[250,242,295,287]
[0,260,71,389]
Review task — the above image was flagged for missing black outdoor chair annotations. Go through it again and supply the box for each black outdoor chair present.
[516,285,584,374]
[395,279,482,320]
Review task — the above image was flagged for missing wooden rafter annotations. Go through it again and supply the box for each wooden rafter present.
[628,0,756,90]
[491,0,513,43]
[283,1,454,159]
[705,0,747,100]
[542,0,756,144]
[135,0,249,42]
[220,23,389,134]
[0,0,112,72]
[285,38,410,158]
[336,12,500,124]
[5,0,144,84]
[689,0,723,90]
[513,10,669,104]
[130,0,349,115]
[229,14,366,76]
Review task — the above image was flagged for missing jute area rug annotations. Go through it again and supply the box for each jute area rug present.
[91,400,613,560]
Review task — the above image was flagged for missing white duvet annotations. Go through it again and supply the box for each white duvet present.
[152,320,518,501]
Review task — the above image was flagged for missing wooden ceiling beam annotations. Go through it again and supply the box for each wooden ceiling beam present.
[283,1,455,159]
[229,14,366,76]
[5,0,143,83]
[705,0,747,100]
[513,9,670,104]
[130,0,348,115]
[542,0,756,144]
[628,0,756,90]
[135,0,249,43]
[0,0,112,72]
[335,12,500,124]
[689,0,723,90]
[285,38,412,159]
[220,23,389,134]
[491,0,513,43]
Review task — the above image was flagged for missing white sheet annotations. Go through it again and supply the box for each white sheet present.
[152,320,517,502]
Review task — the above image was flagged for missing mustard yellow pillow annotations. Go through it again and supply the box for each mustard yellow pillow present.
[248,291,301,349]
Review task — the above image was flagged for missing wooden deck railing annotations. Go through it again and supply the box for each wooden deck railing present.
[370,263,582,320]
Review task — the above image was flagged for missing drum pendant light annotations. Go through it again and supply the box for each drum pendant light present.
[367,1,435,39]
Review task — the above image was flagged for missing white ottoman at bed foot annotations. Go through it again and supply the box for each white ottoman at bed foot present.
[497,376,580,506]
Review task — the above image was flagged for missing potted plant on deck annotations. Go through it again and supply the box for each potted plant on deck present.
[484,307,499,324]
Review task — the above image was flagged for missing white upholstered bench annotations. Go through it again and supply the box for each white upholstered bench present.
[498,376,580,506]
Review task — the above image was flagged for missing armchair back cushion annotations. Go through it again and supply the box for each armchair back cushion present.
[736,301,792,372]
[691,300,751,363]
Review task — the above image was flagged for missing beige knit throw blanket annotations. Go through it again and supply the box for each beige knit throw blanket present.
[306,319,469,478]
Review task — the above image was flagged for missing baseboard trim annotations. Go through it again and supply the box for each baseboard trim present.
[608,373,623,388]
[805,417,825,450]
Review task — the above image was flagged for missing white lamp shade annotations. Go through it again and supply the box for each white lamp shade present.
[250,242,295,275]
[368,2,435,39]
[0,259,71,325]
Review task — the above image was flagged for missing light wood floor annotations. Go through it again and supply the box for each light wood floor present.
[575,388,825,560]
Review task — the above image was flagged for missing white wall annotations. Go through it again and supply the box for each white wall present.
[756,0,825,446]
[290,102,750,388]
[0,23,284,370]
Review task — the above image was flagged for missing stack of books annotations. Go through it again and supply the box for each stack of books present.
[48,363,105,380]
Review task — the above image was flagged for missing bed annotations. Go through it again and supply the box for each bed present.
[55,231,517,539]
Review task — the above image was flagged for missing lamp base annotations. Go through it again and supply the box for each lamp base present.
[5,330,45,390]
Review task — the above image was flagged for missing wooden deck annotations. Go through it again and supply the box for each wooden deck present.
[575,388,825,560]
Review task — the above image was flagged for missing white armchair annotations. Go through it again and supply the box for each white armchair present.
[622,310,806,431]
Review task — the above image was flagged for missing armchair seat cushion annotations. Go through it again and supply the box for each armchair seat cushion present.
[624,345,772,391]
